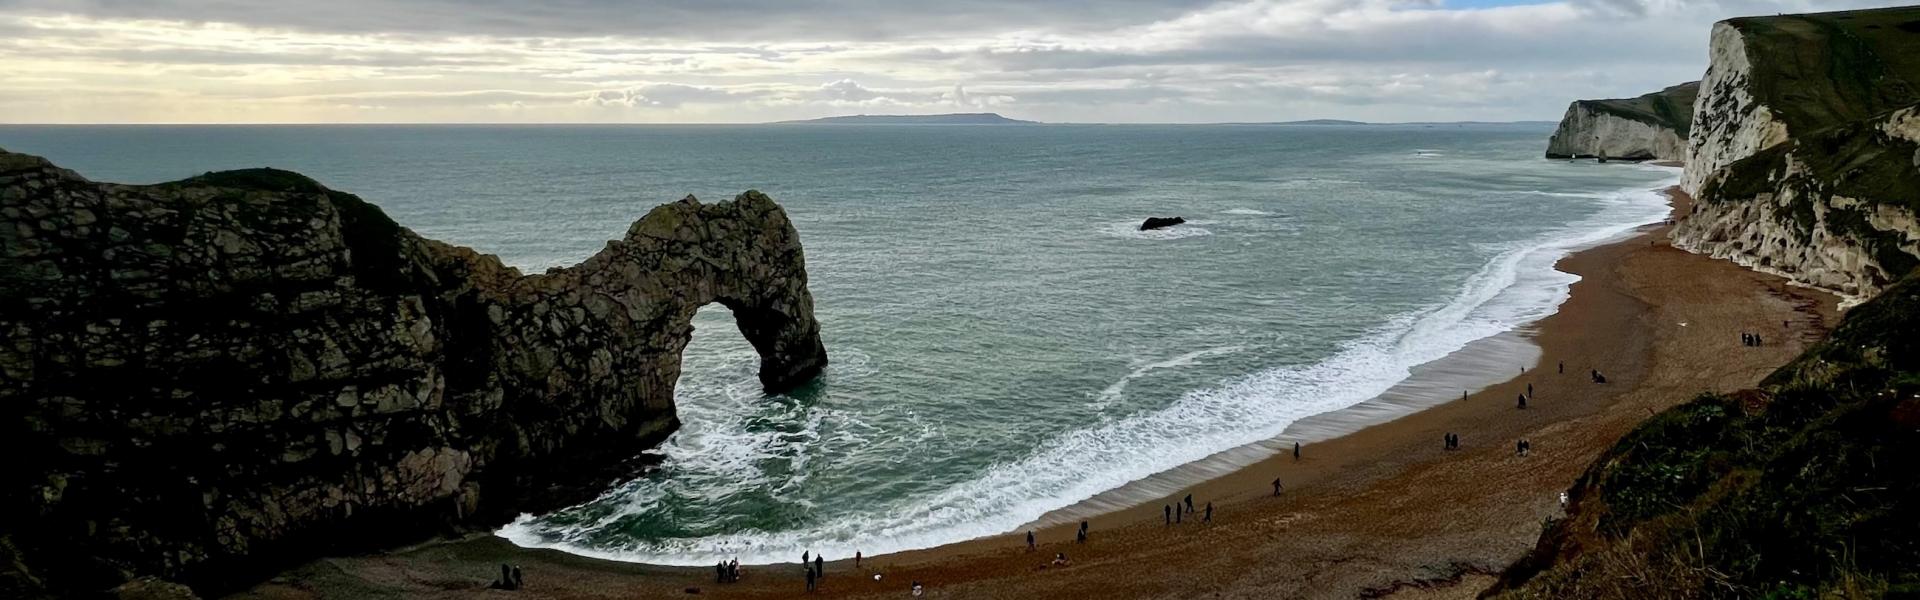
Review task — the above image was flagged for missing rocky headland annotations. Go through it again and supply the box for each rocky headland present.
[1545,81,1699,161]
[0,149,826,598]
[1503,6,1920,598]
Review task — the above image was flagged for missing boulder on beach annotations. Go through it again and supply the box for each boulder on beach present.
[1140,217,1186,231]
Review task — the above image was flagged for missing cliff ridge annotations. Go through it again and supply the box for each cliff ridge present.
[0,149,826,597]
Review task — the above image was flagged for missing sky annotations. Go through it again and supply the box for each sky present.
[0,0,1909,124]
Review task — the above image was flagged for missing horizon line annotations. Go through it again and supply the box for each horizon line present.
[0,120,1560,127]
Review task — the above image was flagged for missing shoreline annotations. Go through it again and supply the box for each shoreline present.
[234,186,1841,599]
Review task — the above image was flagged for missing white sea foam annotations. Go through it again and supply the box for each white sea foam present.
[1089,346,1245,410]
[1220,208,1274,216]
[502,169,1680,566]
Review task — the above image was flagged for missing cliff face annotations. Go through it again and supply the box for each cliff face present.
[1545,81,1699,161]
[1489,8,1920,598]
[1672,7,1920,302]
[0,150,826,597]
[1674,104,1920,302]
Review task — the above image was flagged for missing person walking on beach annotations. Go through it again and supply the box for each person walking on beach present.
[1204,502,1213,523]
[1517,393,1527,409]
[1078,521,1089,543]
[1272,478,1283,496]
[855,551,862,568]
[1184,494,1195,515]
[1559,360,1564,374]
[803,550,809,565]
[1027,530,1036,551]
[1527,383,1533,396]
[1165,504,1172,524]
[815,555,824,579]
[805,565,817,593]
[1176,503,1184,523]
[1293,442,1301,461]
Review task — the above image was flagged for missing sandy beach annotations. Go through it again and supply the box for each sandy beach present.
[230,187,1839,600]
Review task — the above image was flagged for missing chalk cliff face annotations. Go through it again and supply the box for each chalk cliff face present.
[1545,82,1698,161]
[0,149,825,596]
[1672,7,1920,302]
[1674,105,1920,303]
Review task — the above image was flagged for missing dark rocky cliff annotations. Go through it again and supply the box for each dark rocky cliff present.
[1546,81,1699,161]
[0,149,826,597]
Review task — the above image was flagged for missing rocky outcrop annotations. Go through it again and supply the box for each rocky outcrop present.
[1680,9,1920,197]
[0,149,826,597]
[1673,104,1920,303]
[1140,217,1185,231]
[1545,81,1698,161]
[1672,6,1920,302]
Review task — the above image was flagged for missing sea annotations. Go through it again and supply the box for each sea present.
[0,123,1679,566]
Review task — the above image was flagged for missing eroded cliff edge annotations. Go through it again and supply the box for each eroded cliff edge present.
[1488,7,1920,599]
[0,149,826,597]
[1671,7,1920,303]
[1545,81,1698,161]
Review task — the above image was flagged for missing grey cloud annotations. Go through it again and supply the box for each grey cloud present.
[0,0,1222,41]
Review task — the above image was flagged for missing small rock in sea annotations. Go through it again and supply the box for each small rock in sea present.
[1140,217,1186,231]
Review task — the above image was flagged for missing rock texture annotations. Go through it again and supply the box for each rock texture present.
[1674,104,1920,303]
[1545,81,1699,161]
[1139,217,1185,231]
[1672,6,1920,303]
[0,149,826,597]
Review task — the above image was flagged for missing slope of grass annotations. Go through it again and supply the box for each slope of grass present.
[1485,274,1920,599]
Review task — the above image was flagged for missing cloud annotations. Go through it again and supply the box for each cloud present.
[0,0,1915,123]
[817,79,878,101]
[0,0,1224,41]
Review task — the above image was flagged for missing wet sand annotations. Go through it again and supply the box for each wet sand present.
[231,188,1839,600]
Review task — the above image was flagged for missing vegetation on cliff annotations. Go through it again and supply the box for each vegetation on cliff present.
[1728,8,1920,137]
[1485,272,1920,599]
[1578,82,1701,137]
[1546,81,1698,160]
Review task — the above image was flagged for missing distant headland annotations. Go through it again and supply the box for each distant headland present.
[772,112,1039,125]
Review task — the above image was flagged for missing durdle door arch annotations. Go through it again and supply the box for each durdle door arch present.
[0,148,825,596]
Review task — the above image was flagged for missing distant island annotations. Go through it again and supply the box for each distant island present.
[774,113,1039,125]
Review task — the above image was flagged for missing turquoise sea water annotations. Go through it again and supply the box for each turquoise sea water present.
[0,124,1678,566]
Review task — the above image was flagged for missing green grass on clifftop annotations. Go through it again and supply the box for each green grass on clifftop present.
[1580,81,1701,135]
[1484,273,1920,600]
[1731,6,1920,135]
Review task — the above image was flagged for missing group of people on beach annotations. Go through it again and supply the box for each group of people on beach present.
[1444,432,1460,450]
[490,564,525,590]
[1163,493,1213,525]
[1741,332,1765,346]
[714,558,742,584]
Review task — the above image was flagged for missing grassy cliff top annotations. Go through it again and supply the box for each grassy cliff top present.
[1729,5,1920,135]
[1575,81,1701,135]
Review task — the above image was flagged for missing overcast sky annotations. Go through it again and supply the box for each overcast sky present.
[0,0,1907,123]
